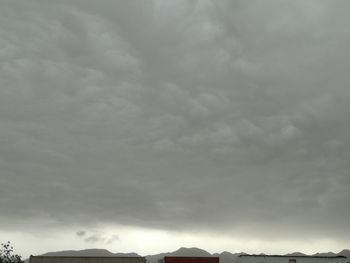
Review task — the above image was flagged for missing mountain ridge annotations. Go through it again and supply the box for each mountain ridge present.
[25,247,350,263]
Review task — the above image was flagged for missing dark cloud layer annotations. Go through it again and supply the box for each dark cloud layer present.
[1,0,350,243]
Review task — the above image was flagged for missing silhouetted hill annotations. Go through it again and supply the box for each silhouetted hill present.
[146,247,212,263]
[25,249,139,263]
[25,246,350,263]
[312,252,337,257]
[212,251,244,263]
[40,249,116,257]
[40,249,139,257]
[338,249,350,258]
[174,247,212,257]
[285,252,306,256]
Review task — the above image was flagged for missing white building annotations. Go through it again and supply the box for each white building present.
[238,255,348,263]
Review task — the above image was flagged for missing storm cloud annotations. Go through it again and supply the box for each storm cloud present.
[1,0,350,254]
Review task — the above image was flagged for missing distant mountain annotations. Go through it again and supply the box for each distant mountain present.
[338,249,350,258]
[146,247,212,263]
[212,251,244,263]
[39,248,139,257]
[285,252,306,256]
[173,247,212,257]
[24,249,139,263]
[40,249,115,257]
[312,252,337,257]
[25,246,350,263]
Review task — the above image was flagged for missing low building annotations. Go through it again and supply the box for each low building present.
[238,255,348,263]
[159,256,219,263]
[29,256,146,263]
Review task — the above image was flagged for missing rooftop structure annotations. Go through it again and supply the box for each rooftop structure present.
[159,256,219,263]
[29,256,146,263]
[238,254,348,263]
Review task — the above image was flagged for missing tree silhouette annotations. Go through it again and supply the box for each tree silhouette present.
[0,242,23,263]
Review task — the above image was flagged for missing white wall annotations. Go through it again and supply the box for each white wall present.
[238,256,348,263]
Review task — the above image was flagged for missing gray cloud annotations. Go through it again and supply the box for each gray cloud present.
[76,231,86,237]
[107,235,120,244]
[84,234,104,244]
[76,231,119,244]
[1,0,350,245]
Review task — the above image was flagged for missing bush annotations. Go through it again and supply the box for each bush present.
[0,242,23,263]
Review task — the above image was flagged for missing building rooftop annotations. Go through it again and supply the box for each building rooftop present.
[30,256,144,259]
[238,255,346,259]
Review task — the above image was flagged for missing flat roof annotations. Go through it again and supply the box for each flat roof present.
[30,255,145,258]
[30,256,145,259]
[238,255,346,259]
[164,256,219,258]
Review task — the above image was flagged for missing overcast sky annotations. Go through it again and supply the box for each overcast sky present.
[1,0,350,259]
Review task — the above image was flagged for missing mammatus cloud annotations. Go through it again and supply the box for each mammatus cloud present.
[107,235,120,244]
[75,231,119,244]
[84,235,103,244]
[1,0,350,254]
[76,231,86,237]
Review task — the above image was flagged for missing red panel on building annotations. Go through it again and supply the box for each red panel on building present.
[163,257,219,263]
